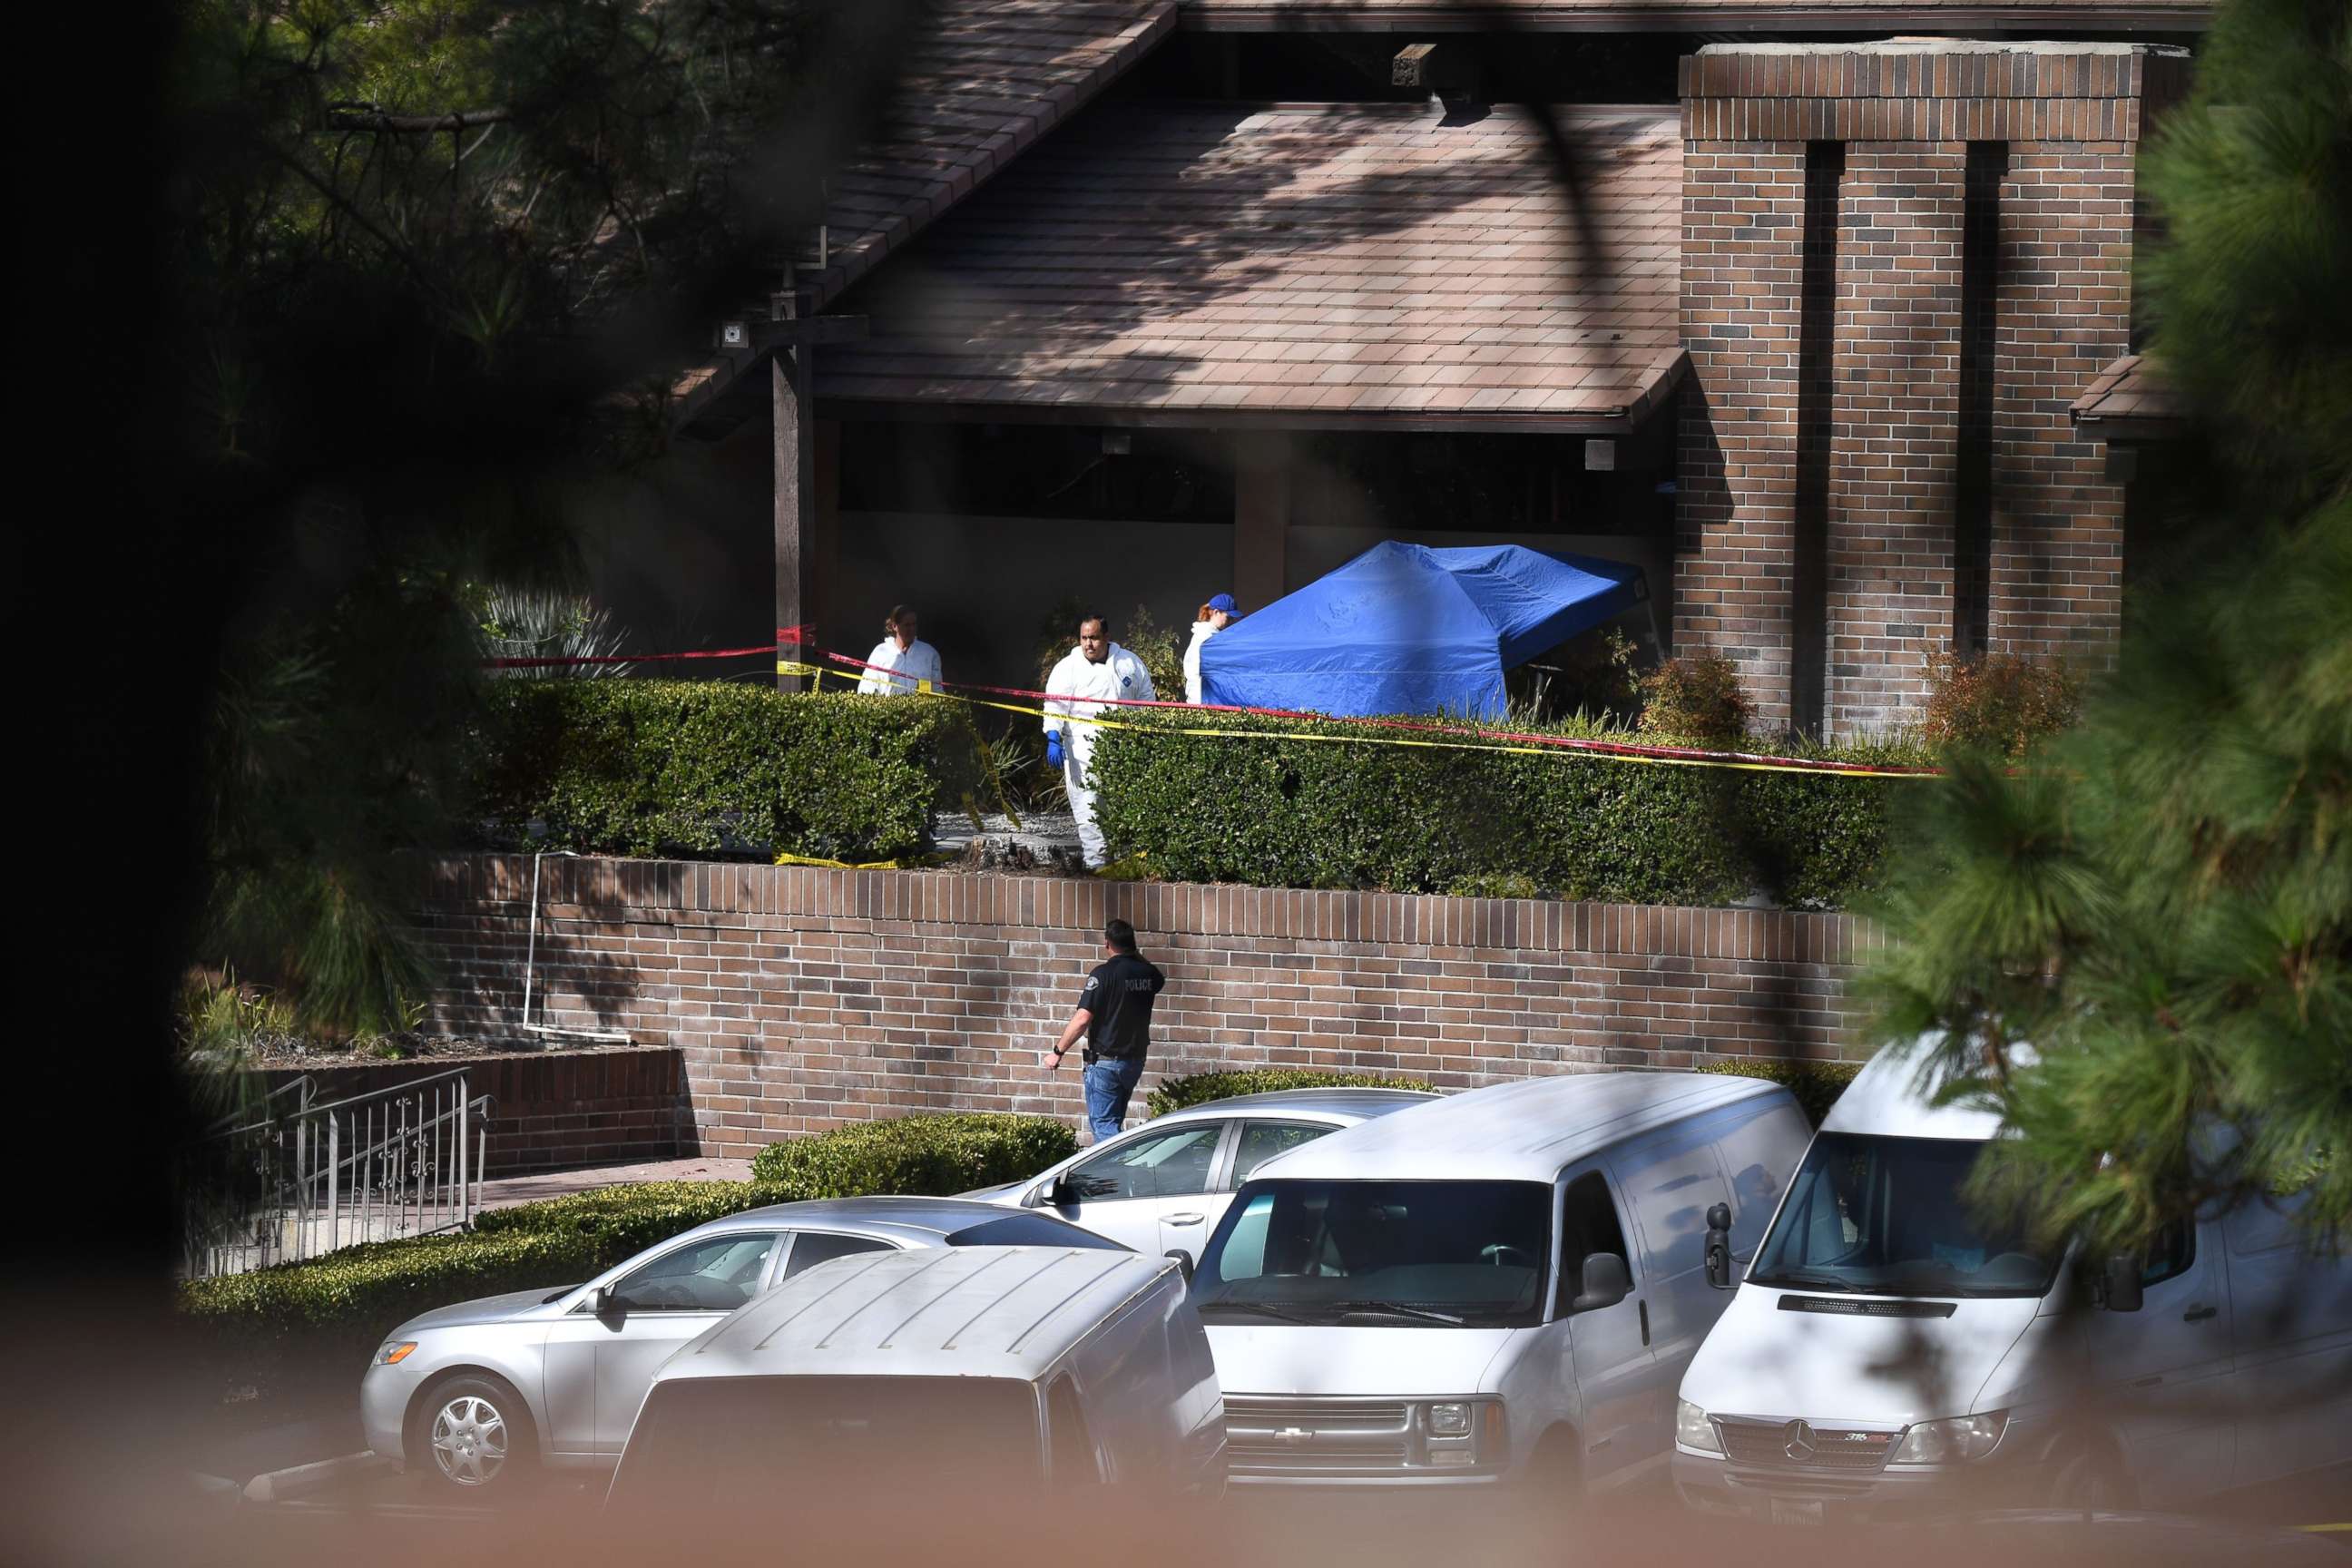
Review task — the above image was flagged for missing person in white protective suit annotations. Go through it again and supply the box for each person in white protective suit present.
[855,604,943,694]
[1181,593,1239,706]
[1042,613,1156,868]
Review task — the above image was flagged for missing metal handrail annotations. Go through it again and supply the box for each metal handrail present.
[328,1092,495,1176]
[203,1072,313,1136]
[201,1065,480,1140]
[184,1066,493,1278]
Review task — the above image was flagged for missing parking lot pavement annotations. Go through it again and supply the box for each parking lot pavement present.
[228,1442,2352,1563]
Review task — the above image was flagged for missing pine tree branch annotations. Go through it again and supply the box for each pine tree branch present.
[328,105,513,134]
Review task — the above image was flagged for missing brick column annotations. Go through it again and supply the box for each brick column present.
[1990,142,2139,662]
[1829,142,1964,733]
[1677,140,1809,730]
[1675,42,2190,737]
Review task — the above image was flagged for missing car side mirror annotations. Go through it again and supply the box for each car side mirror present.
[1048,1174,1076,1208]
[591,1284,623,1320]
[1571,1251,1631,1314]
[1165,1249,1195,1283]
[2099,1251,2144,1313]
[1704,1202,1735,1289]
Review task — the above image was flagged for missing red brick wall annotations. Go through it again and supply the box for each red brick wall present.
[1830,142,1963,733]
[1989,142,2135,662]
[1677,141,1808,730]
[416,857,1873,1160]
[1673,43,2186,736]
[250,1049,690,1175]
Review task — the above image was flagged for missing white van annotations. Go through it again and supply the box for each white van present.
[1186,1072,1811,1497]
[1672,1046,2352,1523]
[606,1246,1224,1541]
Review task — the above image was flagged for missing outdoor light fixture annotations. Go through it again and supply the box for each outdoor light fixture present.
[1585,438,1617,471]
[1102,430,1132,456]
[717,320,750,349]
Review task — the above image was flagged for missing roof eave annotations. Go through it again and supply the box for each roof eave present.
[815,349,1690,437]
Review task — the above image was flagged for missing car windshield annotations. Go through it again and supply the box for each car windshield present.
[943,1213,1126,1250]
[1749,1132,2060,1298]
[1191,1180,1553,1328]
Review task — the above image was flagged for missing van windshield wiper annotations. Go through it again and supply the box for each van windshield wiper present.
[1332,1301,1465,1326]
[1750,1271,1866,1295]
[1199,1299,1318,1325]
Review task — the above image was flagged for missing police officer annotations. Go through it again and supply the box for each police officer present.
[1039,918,1166,1142]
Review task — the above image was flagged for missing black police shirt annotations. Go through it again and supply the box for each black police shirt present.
[1078,952,1166,1061]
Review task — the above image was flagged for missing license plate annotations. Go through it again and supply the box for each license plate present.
[1769,1498,1824,1527]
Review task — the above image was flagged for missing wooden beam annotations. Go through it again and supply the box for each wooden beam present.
[815,418,842,664]
[774,348,817,693]
[1233,430,1290,612]
[765,314,872,347]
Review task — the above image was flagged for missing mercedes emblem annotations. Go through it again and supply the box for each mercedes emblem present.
[1782,1419,1818,1463]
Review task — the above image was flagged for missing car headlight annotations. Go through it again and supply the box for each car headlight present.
[375,1340,418,1367]
[1426,1402,1472,1436]
[1889,1412,2006,1465]
[1676,1399,1723,1455]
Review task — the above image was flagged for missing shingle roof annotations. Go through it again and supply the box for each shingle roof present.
[667,0,1177,427]
[1175,0,2211,29]
[2069,354,2184,439]
[817,102,1685,431]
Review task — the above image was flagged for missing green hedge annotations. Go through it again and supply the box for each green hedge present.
[1090,710,1926,909]
[179,1112,1073,1413]
[1700,1059,1863,1127]
[469,681,971,861]
[1146,1069,1436,1118]
[749,1112,1074,1191]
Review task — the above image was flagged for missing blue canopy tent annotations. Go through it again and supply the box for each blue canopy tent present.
[1199,542,1647,720]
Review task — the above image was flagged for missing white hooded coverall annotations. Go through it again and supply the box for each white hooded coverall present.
[1043,642,1155,867]
[1182,619,1221,706]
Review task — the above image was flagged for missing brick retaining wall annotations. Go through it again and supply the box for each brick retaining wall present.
[250,1047,691,1174]
[417,858,1877,1161]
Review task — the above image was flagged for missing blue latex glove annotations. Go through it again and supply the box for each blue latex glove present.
[1045,730,1063,769]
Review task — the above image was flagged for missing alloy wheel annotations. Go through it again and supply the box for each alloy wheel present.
[429,1393,510,1486]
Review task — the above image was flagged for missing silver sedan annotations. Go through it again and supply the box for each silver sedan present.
[361,1196,1122,1493]
[961,1088,1437,1269]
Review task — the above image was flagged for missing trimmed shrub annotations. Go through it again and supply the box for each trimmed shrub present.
[470,681,970,861]
[1638,652,1755,744]
[179,1112,1073,1414]
[749,1112,1076,1193]
[1147,1068,1437,1119]
[1922,651,2082,759]
[1699,1059,1864,1127]
[1090,710,1926,909]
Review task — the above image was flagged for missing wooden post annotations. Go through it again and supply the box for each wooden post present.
[774,348,816,691]
[1233,430,1290,612]
[815,417,841,665]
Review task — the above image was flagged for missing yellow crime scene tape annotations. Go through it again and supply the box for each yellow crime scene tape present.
[772,850,958,870]
[779,662,1936,780]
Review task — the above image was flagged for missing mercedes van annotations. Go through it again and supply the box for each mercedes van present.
[1671,1045,2352,1523]
[1187,1071,1811,1498]
[607,1246,1224,1547]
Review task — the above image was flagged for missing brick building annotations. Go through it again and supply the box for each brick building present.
[619,3,2200,738]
